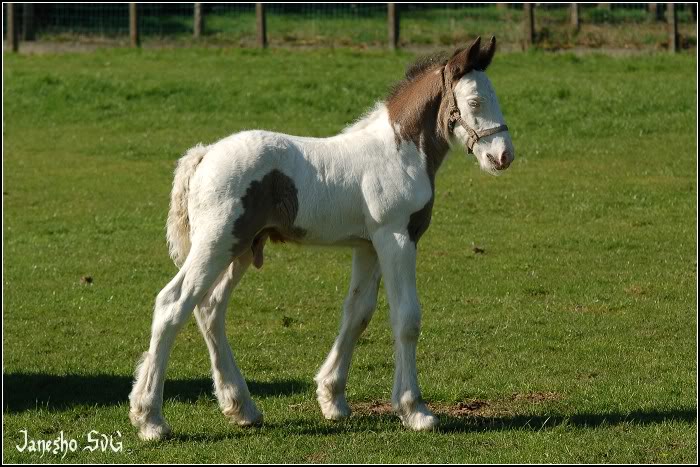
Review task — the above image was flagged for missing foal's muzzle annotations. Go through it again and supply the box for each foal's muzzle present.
[487,149,513,170]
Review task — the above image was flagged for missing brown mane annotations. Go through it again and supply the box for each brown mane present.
[387,51,451,102]
[385,52,453,186]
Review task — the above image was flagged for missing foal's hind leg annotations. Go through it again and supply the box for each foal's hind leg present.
[315,244,381,420]
[129,239,231,441]
[193,251,263,427]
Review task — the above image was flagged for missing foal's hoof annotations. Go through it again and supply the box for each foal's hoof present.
[137,421,172,441]
[399,405,439,431]
[235,410,264,428]
[319,398,352,421]
[224,401,264,428]
[129,408,172,441]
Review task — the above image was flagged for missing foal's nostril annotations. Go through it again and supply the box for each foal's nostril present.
[499,150,512,168]
[499,151,510,165]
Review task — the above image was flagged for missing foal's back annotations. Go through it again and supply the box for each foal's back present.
[188,121,420,252]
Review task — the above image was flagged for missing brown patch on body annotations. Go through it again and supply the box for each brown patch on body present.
[407,199,434,244]
[232,169,306,267]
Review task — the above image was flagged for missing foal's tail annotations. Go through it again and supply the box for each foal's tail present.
[166,143,208,268]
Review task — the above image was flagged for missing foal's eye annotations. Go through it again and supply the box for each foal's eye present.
[468,100,480,109]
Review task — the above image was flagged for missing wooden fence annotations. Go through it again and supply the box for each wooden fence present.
[4,3,691,53]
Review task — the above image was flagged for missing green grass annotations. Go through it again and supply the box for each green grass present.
[2,47,697,463]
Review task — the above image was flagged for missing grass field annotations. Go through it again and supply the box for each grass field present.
[3,46,697,463]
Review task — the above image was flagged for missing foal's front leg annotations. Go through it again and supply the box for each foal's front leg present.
[372,228,438,431]
[315,244,381,420]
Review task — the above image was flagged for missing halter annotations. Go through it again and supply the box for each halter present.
[442,67,509,154]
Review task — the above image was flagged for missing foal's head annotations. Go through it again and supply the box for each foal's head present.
[387,37,514,175]
[444,36,514,174]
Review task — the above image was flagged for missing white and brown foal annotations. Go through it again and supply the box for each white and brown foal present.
[129,36,514,440]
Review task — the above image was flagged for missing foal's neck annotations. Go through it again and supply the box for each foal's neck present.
[386,66,451,187]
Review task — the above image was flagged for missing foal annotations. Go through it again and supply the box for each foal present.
[129,36,514,440]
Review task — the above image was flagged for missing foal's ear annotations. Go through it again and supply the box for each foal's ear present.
[475,36,497,71]
[447,36,482,80]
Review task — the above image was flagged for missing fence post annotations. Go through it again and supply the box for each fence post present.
[570,3,580,31]
[649,3,658,20]
[649,3,665,21]
[22,3,35,41]
[194,3,203,38]
[256,3,267,48]
[387,3,399,50]
[523,3,535,50]
[7,3,19,52]
[129,3,140,47]
[667,3,678,53]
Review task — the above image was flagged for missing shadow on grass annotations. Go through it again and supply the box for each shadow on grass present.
[3,372,312,413]
[292,408,697,435]
[435,409,698,433]
[5,372,696,438]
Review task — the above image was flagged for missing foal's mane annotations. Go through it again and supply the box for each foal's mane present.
[386,51,451,102]
[343,49,461,133]
[386,38,496,103]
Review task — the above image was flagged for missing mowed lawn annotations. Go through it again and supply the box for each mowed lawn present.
[2,47,697,463]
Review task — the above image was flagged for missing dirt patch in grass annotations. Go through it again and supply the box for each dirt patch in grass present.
[353,392,564,419]
[304,451,329,463]
[353,401,394,415]
[508,391,562,404]
[433,399,499,417]
[571,303,618,313]
[625,284,647,296]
